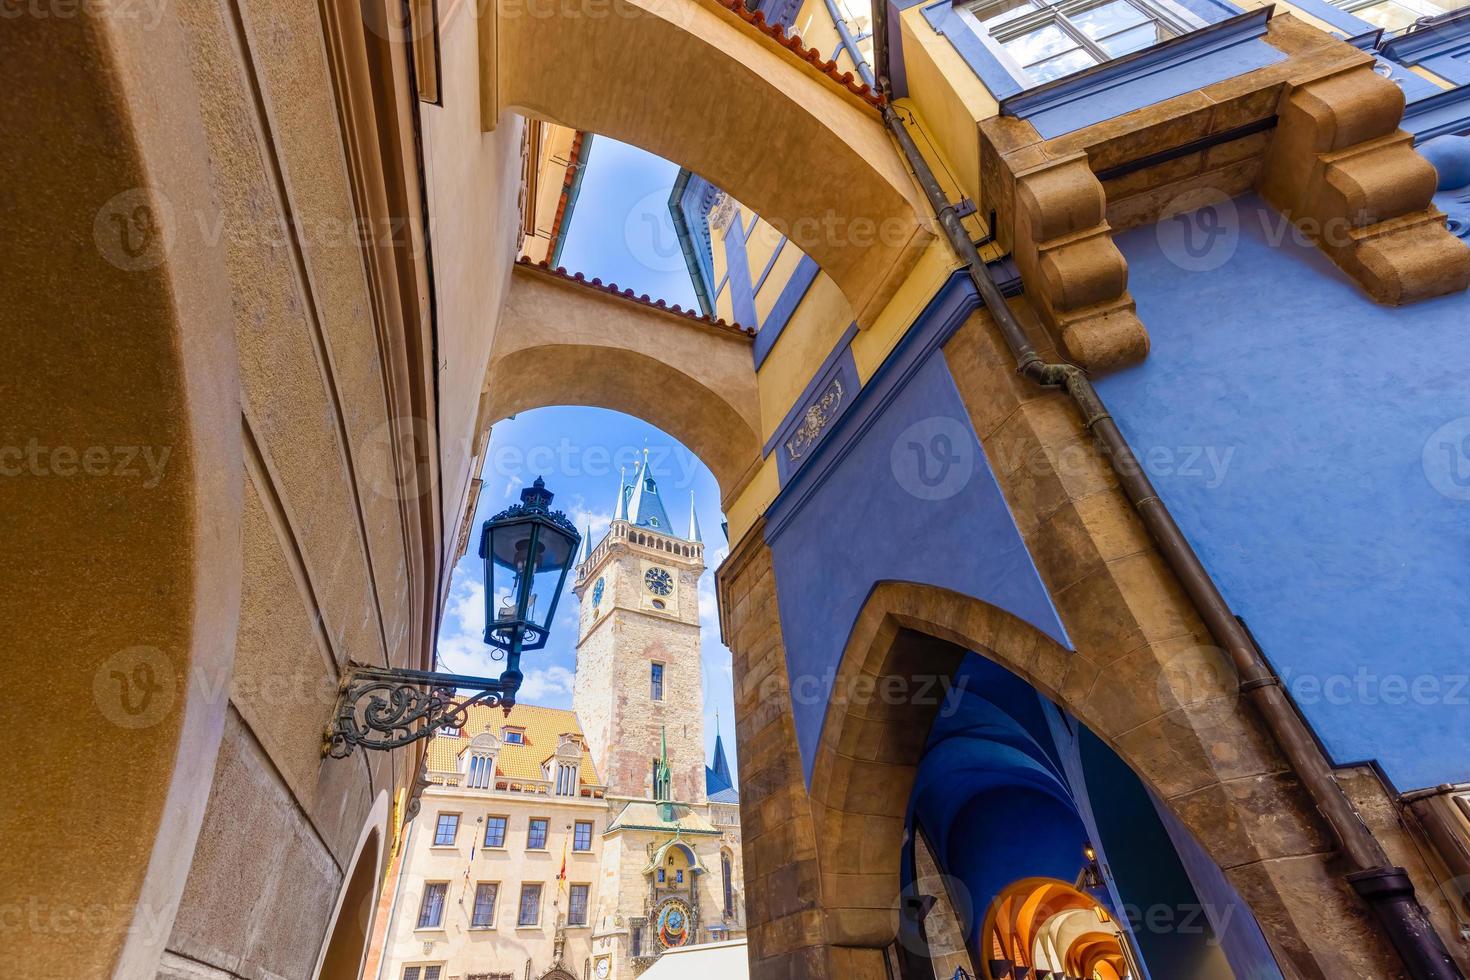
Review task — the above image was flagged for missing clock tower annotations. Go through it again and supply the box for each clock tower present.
[571,456,708,804]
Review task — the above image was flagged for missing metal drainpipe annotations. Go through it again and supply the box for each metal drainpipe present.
[869,10,1461,976]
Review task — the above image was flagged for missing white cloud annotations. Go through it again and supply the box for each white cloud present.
[567,495,612,543]
[697,572,719,632]
[519,665,575,705]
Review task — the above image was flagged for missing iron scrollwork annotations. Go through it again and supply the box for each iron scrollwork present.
[322,662,517,759]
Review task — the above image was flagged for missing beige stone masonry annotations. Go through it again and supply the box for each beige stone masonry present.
[1261,65,1470,303]
[978,16,1470,373]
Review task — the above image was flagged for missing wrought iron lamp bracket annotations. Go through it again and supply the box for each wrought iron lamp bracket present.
[322,662,520,759]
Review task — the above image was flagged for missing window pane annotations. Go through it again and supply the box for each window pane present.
[1005,22,1075,65]
[528,818,548,849]
[972,0,1040,26]
[1026,46,1097,82]
[423,969,441,980]
[417,883,447,928]
[1096,21,1168,55]
[403,969,421,980]
[574,821,593,851]
[569,884,590,925]
[433,814,458,846]
[485,816,507,847]
[472,883,498,927]
[1070,0,1148,39]
[1350,0,1425,29]
[519,884,542,926]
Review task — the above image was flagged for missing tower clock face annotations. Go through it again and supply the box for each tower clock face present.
[592,577,605,606]
[644,567,673,596]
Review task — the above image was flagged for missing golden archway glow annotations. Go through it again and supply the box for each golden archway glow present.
[982,878,1131,980]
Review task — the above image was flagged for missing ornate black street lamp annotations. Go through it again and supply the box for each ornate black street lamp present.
[323,477,580,759]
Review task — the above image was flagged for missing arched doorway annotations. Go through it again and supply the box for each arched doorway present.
[803,582,1317,979]
[318,827,384,980]
[896,651,1277,980]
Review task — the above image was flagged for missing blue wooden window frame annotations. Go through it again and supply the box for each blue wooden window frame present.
[573,820,594,851]
[921,0,1247,97]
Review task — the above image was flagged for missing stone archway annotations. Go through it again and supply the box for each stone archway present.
[479,0,933,327]
[805,580,1389,980]
[486,262,763,505]
[2,9,243,980]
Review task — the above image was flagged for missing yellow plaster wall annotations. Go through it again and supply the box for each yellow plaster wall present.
[755,271,855,440]
[755,241,805,322]
[725,457,781,546]
[899,7,999,205]
[851,238,963,380]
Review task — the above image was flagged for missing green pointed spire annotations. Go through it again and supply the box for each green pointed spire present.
[654,725,673,802]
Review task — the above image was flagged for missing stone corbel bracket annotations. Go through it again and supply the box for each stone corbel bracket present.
[1261,64,1470,304]
[982,121,1150,371]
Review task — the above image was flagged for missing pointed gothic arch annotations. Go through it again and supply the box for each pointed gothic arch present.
[806,580,1317,975]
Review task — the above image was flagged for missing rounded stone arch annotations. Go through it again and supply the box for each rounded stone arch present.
[315,790,390,980]
[807,580,1296,964]
[485,342,761,505]
[5,9,244,980]
[487,0,932,327]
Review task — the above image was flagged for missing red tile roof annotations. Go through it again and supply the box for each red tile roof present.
[546,130,588,260]
[716,0,886,109]
[515,258,757,339]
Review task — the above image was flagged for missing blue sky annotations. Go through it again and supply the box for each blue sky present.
[558,137,699,309]
[436,139,738,782]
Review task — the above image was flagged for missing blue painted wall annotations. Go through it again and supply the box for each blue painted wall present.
[1101,194,1470,791]
[764,321,1069,778]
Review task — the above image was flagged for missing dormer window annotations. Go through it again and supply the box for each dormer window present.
[461,732,500,790]
[648,516,659,527]
[552,735,583,796]
[554,762,579,796]
[467,755,494,789]
[503,728,525,745]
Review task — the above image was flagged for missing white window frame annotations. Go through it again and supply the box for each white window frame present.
[958,0,1206,86]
